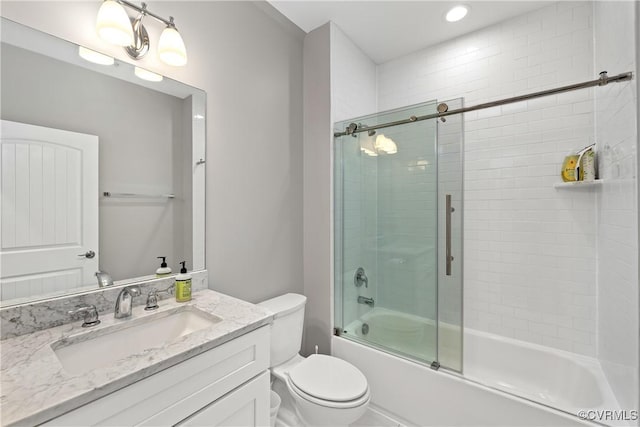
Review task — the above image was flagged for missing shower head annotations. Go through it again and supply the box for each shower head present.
[368,130,376,136]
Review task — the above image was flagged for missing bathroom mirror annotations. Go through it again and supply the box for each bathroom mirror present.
[0,18,206,307]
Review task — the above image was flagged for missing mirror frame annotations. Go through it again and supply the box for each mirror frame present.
[0,17,206,307]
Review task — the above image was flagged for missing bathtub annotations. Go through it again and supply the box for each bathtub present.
[463,328,620,417]
[344,308,436,362]
[337,308,623,426]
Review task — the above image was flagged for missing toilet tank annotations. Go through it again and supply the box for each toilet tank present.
[258,293,307,367]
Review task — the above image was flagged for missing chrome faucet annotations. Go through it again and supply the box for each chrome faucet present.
[95,271,113,287]
[114,285,142,319]
[357,296,375,307]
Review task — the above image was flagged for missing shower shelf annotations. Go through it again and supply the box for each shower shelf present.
[553,180,602,189]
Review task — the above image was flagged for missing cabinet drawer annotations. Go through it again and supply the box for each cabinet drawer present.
[43,326,270,426]
[176,371,270,427]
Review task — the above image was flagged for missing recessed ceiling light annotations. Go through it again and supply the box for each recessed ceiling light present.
[78,46,114,65]
[446,5,468,22]
[134,67,163,82]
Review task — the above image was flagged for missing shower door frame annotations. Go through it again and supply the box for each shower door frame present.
[333,99,464,371]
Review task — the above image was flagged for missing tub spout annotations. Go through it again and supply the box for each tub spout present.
[357,296,374,307]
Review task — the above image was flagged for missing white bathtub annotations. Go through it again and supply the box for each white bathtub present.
[345,308,436,362]
[338,308,623,426]
[463,328,621,417]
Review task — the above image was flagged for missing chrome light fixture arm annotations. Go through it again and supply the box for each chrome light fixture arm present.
[125,4,150,60]
[116,0,172,27]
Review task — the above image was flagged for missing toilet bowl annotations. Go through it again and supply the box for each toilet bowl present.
[259,294,370,426]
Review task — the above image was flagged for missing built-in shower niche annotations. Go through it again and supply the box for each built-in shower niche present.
[333,99,463,372]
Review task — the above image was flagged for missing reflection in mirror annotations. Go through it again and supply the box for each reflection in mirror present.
[0,18,205,307]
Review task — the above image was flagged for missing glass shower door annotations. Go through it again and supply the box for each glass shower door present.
[334,101,441,365]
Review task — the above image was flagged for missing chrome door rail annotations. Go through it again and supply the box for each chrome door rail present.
[334,71,633,137]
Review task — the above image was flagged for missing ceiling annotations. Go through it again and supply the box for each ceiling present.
[268,1,550,63]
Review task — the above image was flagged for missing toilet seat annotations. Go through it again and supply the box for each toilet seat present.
[286,376,370,409]
[286,354,370,409]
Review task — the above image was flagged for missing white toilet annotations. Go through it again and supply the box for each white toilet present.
[259,293,370,426]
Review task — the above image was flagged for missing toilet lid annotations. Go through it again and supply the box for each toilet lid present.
[288,355,368,402]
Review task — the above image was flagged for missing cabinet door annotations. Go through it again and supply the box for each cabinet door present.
[177,371,270,427]
[43,326,270,426]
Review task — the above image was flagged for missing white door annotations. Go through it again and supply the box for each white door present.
[0,120,99,301]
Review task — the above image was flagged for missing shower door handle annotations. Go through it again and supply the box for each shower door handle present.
[446,194,454,276]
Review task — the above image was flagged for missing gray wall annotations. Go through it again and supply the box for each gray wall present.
[0,2,306,303]
[302,23,332,355]
[1,43,189,281]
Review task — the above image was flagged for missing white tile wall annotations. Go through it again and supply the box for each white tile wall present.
[330,23,378,329]
[331,24,377,123]
[377,2,600,356]
[594,0,639,411]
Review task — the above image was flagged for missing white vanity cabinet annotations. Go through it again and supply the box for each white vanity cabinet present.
[42,326,270,427]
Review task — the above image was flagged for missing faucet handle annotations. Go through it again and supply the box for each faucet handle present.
[68,305,101,327]
[145,285,173,311]
[145,292,159,311]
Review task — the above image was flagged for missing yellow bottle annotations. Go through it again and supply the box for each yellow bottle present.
[175,261,192,302]
[561,154,579,182]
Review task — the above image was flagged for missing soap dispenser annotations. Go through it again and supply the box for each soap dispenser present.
[156,256,172,277]
[175,261,192,302]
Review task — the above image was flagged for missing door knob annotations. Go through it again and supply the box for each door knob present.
[78,250,96,259]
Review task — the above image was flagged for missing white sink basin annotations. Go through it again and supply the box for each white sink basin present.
[52,307,221,375]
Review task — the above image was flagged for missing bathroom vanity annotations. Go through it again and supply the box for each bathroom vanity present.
[0,290,273,426]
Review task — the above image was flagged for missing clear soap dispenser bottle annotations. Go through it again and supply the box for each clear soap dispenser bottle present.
[156,256,172,277]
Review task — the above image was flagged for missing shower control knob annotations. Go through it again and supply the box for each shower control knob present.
[354,267,368,288]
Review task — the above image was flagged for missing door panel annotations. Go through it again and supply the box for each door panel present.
[1,120,98,300]
[333,101,440,366]
[177,371,270,427]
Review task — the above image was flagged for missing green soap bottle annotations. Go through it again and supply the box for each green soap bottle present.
[175,261,192,302]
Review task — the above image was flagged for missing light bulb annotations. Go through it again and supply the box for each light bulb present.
[158,25,187,66]
[375,135,398,154]
[446,6,468,22]
[96,0,134,46]
[134,67,163,82]
[78,46,114,65]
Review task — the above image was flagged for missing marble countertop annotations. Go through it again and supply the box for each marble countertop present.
[0,289,274,427]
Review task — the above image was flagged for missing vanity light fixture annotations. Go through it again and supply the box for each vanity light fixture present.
[445,5,469,22]
[134,66,163,82]
[96,0,134,46]
[78,46,115,65]
[96,0,188,66]
[158,18,188,66]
